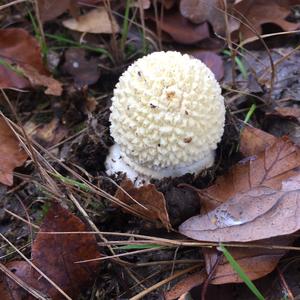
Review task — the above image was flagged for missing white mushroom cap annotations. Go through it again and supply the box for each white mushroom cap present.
[106,51,225,183]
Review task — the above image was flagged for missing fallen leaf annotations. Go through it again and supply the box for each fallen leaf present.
[239,125,278,157]
[165,270,206,300]
[179,127,300,285]
[0,28,48,90]
[234,0,300,41]
[180,0,227,35]
[21,65,63,96]
[38,0,73,22]
[63,7,120,34]
[0,203,101,299]
[115,179,172,230]
[0,116,27,186]
[25,118,68,148]
[180,184,300,242]
[201,137,300,206]
[190,50,224,81]
[62,48,100,87]
[153,11,210,44]
[37,0,101,22]
[270,106,300,121]
[205,235,295,284]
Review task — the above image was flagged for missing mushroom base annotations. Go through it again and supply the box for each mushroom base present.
[105,144,215,186]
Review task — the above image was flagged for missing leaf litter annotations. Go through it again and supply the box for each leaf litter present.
[0,203,101,300]
[0,116,27,186]
[1,0,300,299]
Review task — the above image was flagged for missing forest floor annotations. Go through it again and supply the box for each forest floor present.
[1,1,300,299]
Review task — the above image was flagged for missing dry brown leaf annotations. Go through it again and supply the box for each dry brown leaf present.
[234,0,300,41]
[239,125,278,157]
[63,7,120,34]
[180,0,227,35]
[0,203,101,299]
[164,270,206,300]
[0,28,48,90]
[180,127,300,285]
[180,184,300,242]
[0,116,27,186]
[201,137,300,207]
[25,118,68,148]
[205,235,295,284]
[154,11,210,44]
[190,50,224,81]
[115,179,172,230]
[37,0,101,22]
[180,134,300,242]
[38,0,74,22]
[21,65,63,96]
[270,107,300,121]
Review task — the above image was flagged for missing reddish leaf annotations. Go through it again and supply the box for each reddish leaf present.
[38,0,103,22]
[179,126,300,285]
[0,28,62,95]
[154,11,210,44]
[190,50,224,81]
[234,0,300,41]
[0,203,101,299]
[0,28,48,90]
[115,179,172,230]
[21,65,62,96]
[239,125,277,157]
[205,235,294,284]
[0,116,27,186]
[38,0,71,22]
[269,106,300,121]
[180,0,227,35]
[180,185,300,242]
[165,270,206,300]
[201,137,300,206]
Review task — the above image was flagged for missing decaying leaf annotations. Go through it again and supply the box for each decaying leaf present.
[180,0,227,35]
[62,48,101,87]
[21,65,63,96]
[0,28,48,90]
[0,203,101,299]
[190,50,224,81]
[165,270,206,300]
[63,7,120,34]
[239,125,277,157]
[154,11,210,44]
[234,0,300,41]
[115,179,172,230]
[201,137,300,206]
[25,118,68,148]
[270,106,300,122]
[0,116,27,186]
[38,0,74,22]
[205,235,295,284]
[180,185,300,242]
[0,28,62,95]
[37,0,101,22]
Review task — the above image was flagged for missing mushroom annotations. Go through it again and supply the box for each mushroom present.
[105,51,225,185]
